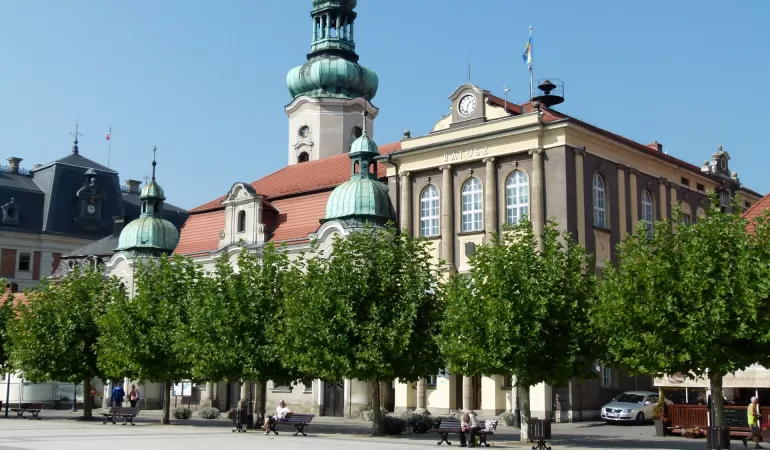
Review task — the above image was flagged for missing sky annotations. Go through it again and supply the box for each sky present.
[2,0,769,210]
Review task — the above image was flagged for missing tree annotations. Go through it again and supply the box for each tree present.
[7,268,124,419]
[593,199,770,426]
[279,224,443,435]
[440,220,596,441]
[0,278,13,375]
[98,255,203,424]
[189,244,304,422]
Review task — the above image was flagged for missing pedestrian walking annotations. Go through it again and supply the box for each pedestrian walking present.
[128,385,140,408]
[112,384,125,408]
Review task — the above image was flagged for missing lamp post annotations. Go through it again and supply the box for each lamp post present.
[4,368,10,418]
[247,382,254,429]
[72,382,77,412]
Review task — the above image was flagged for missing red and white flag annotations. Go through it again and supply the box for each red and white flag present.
[106,131,111,141]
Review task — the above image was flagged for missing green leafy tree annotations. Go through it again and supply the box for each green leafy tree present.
[279,224,443,435]
[7,268,125,419]
[0,278,13,375]
[189,244,304,421]
[593,199,770,426]
[98,255,203,424]
[441,220,596,441]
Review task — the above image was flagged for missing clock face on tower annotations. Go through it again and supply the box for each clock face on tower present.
[458,94,477,117]
[87,204,96,214]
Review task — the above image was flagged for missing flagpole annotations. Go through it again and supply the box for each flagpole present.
[529,25,534,101]
[107,127,112,168]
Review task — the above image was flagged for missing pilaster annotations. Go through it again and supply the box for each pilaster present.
[616,164,627,235]
[462,376,473,412]
[659,177,668,220]
[439,165,455,271]
[399,171,412,234]
[529,149,545,251]
[483,157,497,241]
[629,169,639,234]
[416,379,428,413]
[574,147,586,246]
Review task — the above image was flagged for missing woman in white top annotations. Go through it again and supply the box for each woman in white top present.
[263,400,292,435]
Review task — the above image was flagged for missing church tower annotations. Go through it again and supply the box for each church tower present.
[285,0,379,166]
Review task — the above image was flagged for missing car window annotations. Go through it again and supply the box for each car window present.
[614,394,645,403]
[647,395,658,403]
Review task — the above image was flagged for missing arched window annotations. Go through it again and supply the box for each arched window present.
[505,171,529,225]
[641,189,654,238]
[461,178,483,232]
[298,152,309,163]
[419,185,440,237]
[720,190,731,213]
[237,210,246,233]
[593,174,607,228]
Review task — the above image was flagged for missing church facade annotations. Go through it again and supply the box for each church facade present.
[176,0,763,421]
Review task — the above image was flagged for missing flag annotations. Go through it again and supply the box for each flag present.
[522,37,533,66]
[106,131,110,141]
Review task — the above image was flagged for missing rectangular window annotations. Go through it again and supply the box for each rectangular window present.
[426,375,437,387]
[696,183,705,192]
[601,367,614,387]
[683,214,691,224]
[680,177,690,187]
[18,253,31,272]
[270,381,292,393]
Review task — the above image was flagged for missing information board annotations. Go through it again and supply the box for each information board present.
[724,407,749,428]
[173,382,192,397]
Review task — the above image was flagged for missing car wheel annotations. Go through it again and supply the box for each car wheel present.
[636,412,645,425]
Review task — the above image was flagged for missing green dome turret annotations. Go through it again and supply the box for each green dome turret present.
[116,147,180,256]
[323,111,392,227]
[286,0,378,100]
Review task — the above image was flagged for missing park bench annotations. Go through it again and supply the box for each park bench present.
[429,417,498,447]
[10,403,44,419]
[268,413,315,436]
[102,406,140,425]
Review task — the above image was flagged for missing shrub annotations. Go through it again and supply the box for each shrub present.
[399,410,434,433]
[173,407,193,420]
[384,416,406,435]
[361,407,388,421]
[199,407,220,419]
[498,411,516,426]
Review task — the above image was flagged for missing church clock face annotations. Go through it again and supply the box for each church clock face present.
[87,204,96,214]
[458,94,477,117]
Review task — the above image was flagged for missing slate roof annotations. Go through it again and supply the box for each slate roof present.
[0,172,43,192]
[62,234,120,258]
[176,142,401,255]
[31,153,117,174]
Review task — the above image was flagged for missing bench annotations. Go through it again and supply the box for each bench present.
[10,403,44,419]
[102,407,140,425]
[429,417,498,447]
[268,413,315,436]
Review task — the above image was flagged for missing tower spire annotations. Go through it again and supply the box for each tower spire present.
[70,122,82,155]
[151,146,157,181]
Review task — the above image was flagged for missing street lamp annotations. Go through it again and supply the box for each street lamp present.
[72,382,77,412]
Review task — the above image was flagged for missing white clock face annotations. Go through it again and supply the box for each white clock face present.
[459,94,477,117]
[87,204,96,214]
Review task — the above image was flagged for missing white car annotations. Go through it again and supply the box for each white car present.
[600,391,671,424]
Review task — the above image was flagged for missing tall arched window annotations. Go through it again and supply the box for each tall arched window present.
[419,185,440,237]
[461,178,483,232]
[237,210,246,233]
[720,190,731,213]
[593,174,607,228]
[505,171,529,225]
[641,189,654,238]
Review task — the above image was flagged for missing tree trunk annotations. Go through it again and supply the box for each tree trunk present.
[371,379,384,436]
[102,381,111,409]
[710,373,725,427]
[162,381,171,424]
[519,384,531,442]
[83,378,92,420]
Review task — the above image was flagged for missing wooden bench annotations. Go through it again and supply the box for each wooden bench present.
[429,417,498,447]
[102,407,140,425]
[268,413,314,436]
[10,403,44,419]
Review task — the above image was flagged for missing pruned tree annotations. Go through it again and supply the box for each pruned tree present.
[593,199,770,426]
[279,225,443,435]
[98,255,202,424]
[0,278,14,378]
[8,268,124,419]
[440,220,596,441]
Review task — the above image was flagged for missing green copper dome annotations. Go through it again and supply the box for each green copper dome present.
[116,152,180,256]
[286,0,378,100]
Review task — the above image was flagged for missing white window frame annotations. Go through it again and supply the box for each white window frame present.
[683,213,691,224]
[461,178,483,232]
[505,171,529,225]
[601,367,615,387]
[237,210,246,233]
[17,252,32,272]
[720,190,731,213]
[593,174,607,228]
[419,185,440,237]
[641,189,654,238]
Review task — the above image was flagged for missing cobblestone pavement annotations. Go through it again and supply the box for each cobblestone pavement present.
[0,409,724,449]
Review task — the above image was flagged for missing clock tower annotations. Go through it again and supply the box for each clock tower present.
[285,0,379,166]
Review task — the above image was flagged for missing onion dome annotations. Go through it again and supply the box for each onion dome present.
[286,0,378,100]
[116,148,180,256]
[322,111,391,226]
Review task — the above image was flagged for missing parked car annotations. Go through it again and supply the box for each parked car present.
[600,391,671,424]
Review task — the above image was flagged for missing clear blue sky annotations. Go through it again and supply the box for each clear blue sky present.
[3,1,769,209]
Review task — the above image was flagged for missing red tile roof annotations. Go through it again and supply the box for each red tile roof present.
[176,142,402,255]
[742,193,770,234]
[0,291,30,307]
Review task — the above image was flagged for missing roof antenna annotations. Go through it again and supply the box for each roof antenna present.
[70,122,82,155]
[503,86,510,113]
[151,146,157,181]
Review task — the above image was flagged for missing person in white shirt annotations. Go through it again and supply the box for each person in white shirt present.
[263,400,292,435]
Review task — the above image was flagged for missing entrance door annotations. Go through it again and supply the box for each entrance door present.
[472,375,482,411]
[323,381,344,417]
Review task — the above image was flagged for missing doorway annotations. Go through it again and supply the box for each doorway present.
[323,381,344,417]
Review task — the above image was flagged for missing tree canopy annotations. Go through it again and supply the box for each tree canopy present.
[593,199,770,426]
[440,220,596,441]
[0,279,14,372]
[279,224,443,435]
[8,267,125,419]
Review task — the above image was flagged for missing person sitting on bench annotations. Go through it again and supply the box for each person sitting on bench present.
[459,412,478,448]
[263,400,292,435]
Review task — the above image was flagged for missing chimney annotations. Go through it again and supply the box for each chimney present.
[7,157,22,174]
[112,216,127,236]
[647,141,663,152]
[125,179,141,194]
